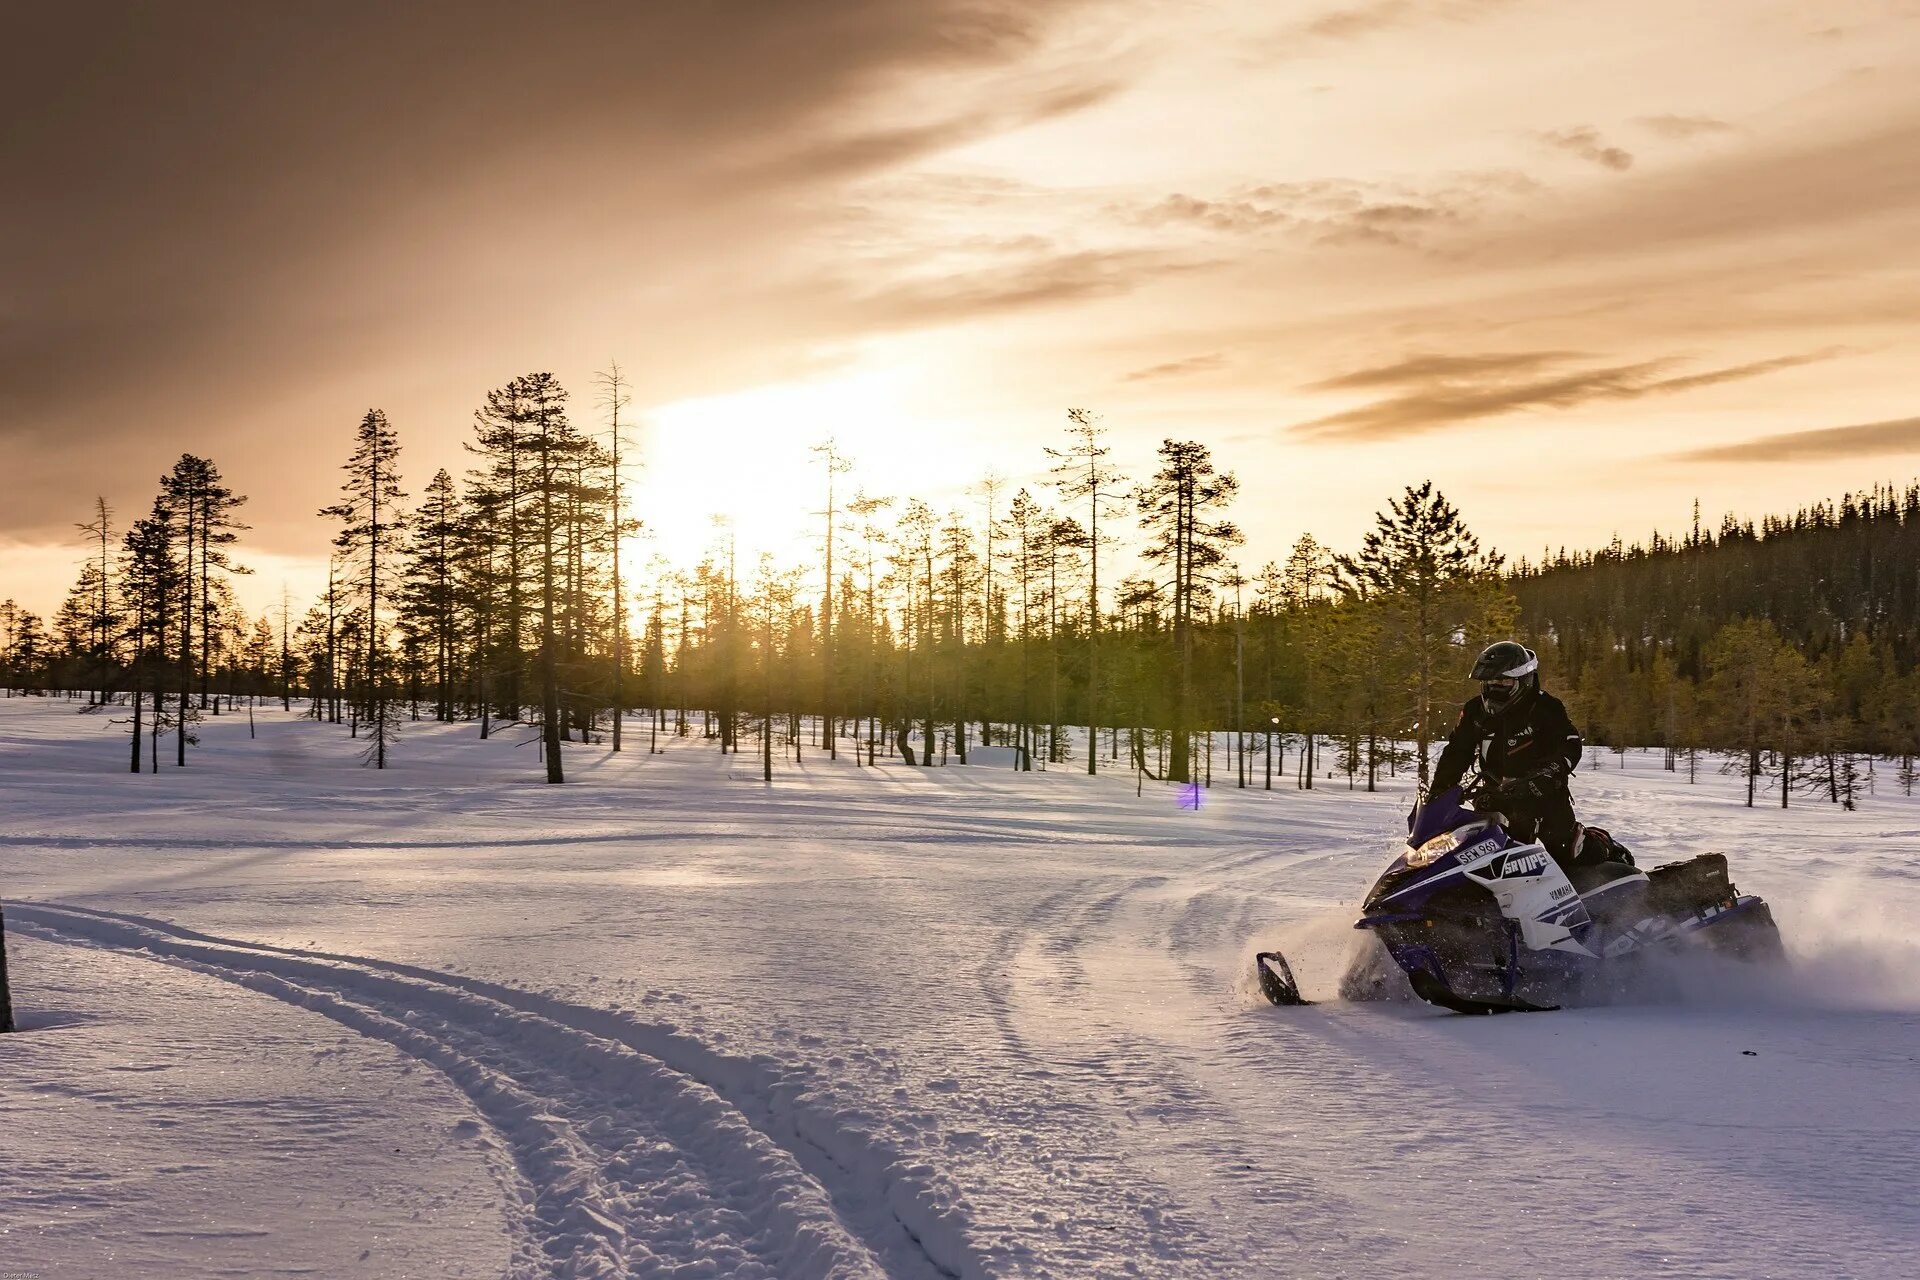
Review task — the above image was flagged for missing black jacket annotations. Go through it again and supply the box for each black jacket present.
[1431,688,1582,798]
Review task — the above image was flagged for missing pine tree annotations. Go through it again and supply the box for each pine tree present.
[1134,439,1241,784]
[402,469,463,722]
[1704,618,1801,808]
[159,456,248,726]
[937,509,980,762]
[120,499,183,773]
[597,362,637,752]
[322,410,407,768]
[896,499,938,766]
[811,439,852,759]
[75,497,121,696]
[1046,408,1126,776]
[1005,489,1046,770]
[520,373,581,782]
[1337,482,1511,788]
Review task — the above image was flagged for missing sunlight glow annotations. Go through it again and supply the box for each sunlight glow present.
[627,364,938,580]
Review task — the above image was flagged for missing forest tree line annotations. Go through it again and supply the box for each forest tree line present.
[2,372,1916,807]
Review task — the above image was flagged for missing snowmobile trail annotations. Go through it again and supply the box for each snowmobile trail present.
[8,902,965,1280]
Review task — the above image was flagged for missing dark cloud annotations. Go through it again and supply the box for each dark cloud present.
[1537,126,1635,170]
[0,0,1107,540]
[1637,113,1736,140]
[1673,416,1920,463]
[1122,354,1226,382]
[1295,349,1833,439]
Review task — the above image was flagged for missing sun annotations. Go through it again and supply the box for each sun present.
[621,366,927,584]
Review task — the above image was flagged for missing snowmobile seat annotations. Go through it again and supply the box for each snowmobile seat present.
[1572,824,1633,866]
[1567,858,1648,901]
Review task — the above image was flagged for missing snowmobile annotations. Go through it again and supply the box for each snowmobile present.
[1256,779,1785,1014]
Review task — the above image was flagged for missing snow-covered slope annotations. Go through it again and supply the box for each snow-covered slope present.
[2,702,1916,1278]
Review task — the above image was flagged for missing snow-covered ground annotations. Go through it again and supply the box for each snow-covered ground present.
[2,700,1917,1279]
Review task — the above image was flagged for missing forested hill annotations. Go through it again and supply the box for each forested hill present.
[1510,482,1920,764]
[1513,482,1919,673]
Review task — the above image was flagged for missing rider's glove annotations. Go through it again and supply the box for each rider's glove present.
[1509,764,1566,800]
[1488,777,1529,804]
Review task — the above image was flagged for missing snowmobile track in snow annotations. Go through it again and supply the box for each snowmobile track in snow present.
[10,902,967,1280]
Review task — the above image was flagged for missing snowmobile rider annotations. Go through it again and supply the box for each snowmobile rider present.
[1432,642,1660,949]
[1431,642,1586,868]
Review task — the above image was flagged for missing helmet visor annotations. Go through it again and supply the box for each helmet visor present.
[1482,676,1521,707]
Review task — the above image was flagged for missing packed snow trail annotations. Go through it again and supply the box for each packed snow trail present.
[0,932,510,1278]
[9,902,955,1280]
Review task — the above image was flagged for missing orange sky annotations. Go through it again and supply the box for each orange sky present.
[3,1,1917,618]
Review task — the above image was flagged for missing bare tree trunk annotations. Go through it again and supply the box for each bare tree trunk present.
[0,906,13,1033]
[130,666,144,774]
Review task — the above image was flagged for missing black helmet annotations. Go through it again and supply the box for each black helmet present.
[1470,641,1538,713]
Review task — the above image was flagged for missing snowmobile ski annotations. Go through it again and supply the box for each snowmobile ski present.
[1255,950,1312,1006]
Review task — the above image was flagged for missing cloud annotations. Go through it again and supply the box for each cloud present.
[756,76,1124,183]
[1487,109,1920,270]
[1129,172,1527,248]
[1306,351,1579,391]
[1122,354,1226,382]
[1637,113,1735,140]
[1290,0,1519,41]
[1537,126,1635,170]
[1672,416,1920,462]
[849,247,1202,327]
[1138,193,1291,233]
[1641,350,1837,394]
[1295,349,1833,440]
[0,0,1114,538]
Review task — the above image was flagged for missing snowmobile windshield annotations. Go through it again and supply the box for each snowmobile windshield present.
[1409,787,1477,847]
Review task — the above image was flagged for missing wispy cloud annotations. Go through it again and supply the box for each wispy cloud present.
[850,247,1202,327]
[1645,351,1837,394]
[1129,172,1529,248]
[1673,416,1920,462]
[1537,126,1634,170]
[1637,113,1735,140]
[1295,349,1834,440]
[1306,351,1578,391]
[1138,193,1290,233]
[1122,353,1226,382]
[758,77,1124,183]
[1290,0,1520,42]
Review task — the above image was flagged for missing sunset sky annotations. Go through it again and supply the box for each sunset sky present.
[4,0,1918,617]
